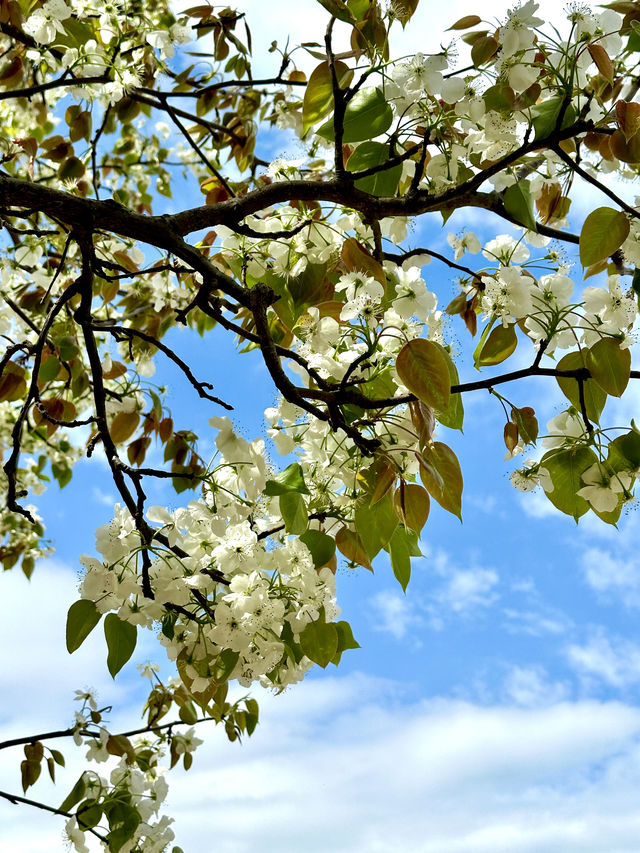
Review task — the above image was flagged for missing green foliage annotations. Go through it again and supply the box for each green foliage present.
[579,207,630,267]
[66,600,101,653]
[264,462,310,495]
[556,351,607,424]
[541,446,598,520]
[104,614,137,679]
[396,339,451,411]
[347,141,402,196]
[503,182,536,231]
[317,87,394,142]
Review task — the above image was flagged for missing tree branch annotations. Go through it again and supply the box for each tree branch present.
[0,789,108,842]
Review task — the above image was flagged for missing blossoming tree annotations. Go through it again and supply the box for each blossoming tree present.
[1,0,640,848]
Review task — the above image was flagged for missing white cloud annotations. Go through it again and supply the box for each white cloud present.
[502,607,569,636]
[157,674,640,853]
[437,566,499,612]
[518,486,558,519]
[91,486,116,506]
[502,665,569,707]
[465,493,503,517]
[501,576,572,636]
[567,630,640,689]
[581,546,640,605]
[369,547,502,638]
[369,589,418,639]
[428,548,499,612]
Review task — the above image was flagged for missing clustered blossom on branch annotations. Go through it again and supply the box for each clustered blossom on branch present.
[1,0,640,848]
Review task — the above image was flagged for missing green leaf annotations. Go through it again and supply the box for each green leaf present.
[66,599,101,654]
[433,343,464,431]
[317,87,393,143]
[0,361,27,402]
[579,207,630,267]
[178,701,198,725]
[244,697,260,734]
[354,494,399,559]
[556,351,606,424]
[77,800,103,830]
[161,609,177,640]
[419,441,463,520]
[212,648,240,682]
[104,801,141,853]
[530,96,576,140]
[39,356,60,383]
[104,613,137,679]
[332,620,360,665]
[607,430,640,471]
[483,83,515,113]
[586,337,631,397]
[503,181,536,231]
[405,527,422,556]
[299,529,336,568]
[347,141,402,196]
[51,749,65,767]
[396,338,451,410]
[264,462,310,496]
[288,261,332,310]
[475,322,517,367]
[316,0,353,22]
[388,525,412,591]
[541,446,597,520]
[302,60,353,136]
[58,156,85,180]
[52,460,72,488]
[280,492,308,534]
[299,618,338,668]
[59,774,87,814]
[55,335,79,362]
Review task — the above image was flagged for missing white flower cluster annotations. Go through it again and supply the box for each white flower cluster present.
[452,232,637,356]
[511,408,639,515]
[64,755,174,853]
[80,418,340,691]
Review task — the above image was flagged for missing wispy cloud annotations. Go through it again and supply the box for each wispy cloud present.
[502,607,569,637]
[369,590,419,640]
[581,546,640,606]
[502,665,570,707]
[567,629,640,690]
[427,548,499,615]
[92,486,116,506]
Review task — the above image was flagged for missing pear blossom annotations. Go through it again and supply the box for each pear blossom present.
[23,0,71,44]
[483,235,530,266]
[448,231,481,260]
[500,1,544,56]
[577,464,633,513]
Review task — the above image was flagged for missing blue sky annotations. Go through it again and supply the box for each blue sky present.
[3,2,640,851]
